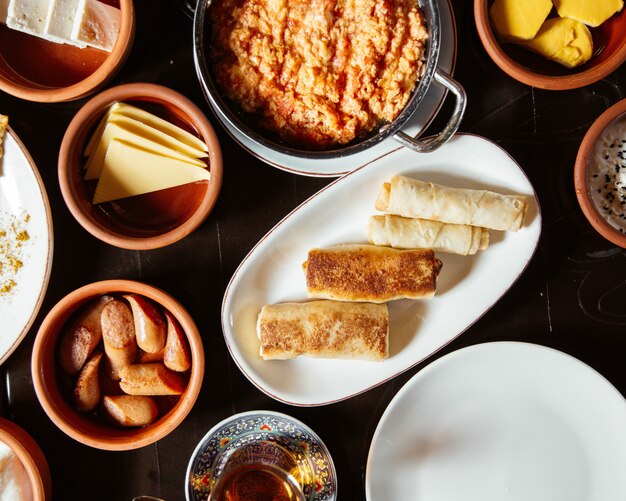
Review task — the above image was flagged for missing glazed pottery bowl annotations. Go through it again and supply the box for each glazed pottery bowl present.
[31,280,205,451]
[58,82,223,250]
[474,0,626,90]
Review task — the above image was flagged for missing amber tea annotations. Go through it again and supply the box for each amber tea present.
[210,463,304,501]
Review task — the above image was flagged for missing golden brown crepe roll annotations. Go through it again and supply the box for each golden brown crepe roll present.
[303,244,442,303]
[375,175,528,231]
[257,301,389,361]
[367,215,489,255]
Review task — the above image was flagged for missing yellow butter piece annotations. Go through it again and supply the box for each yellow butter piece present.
[92,139,211,204]
[84,102,208,157]
[84,120,206,180]
[490,0,554,41]
[0,114,7,160]
[522,17,593,68]
[553,0,624,27]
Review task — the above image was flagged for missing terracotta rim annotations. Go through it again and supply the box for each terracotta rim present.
[58,83,223,250]
[31,280,205,451]
[574,99,626,248]
[0,418,52,500]
[474,0,626,90]
[0,0,135,103]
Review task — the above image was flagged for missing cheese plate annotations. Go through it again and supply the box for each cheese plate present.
[221,134,542,406]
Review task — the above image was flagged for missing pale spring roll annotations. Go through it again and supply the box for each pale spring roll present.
[257,301,389,361]
[367,215,489,255]
[375,175,528,231]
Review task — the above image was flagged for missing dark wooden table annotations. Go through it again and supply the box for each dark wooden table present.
[1,1,625,499]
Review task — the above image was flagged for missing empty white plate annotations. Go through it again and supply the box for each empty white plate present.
[0,127,53,365]
[366,342,626,501]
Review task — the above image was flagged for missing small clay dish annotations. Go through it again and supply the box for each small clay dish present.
[574,99,626,248]
[0,418,52,499]
[0,0,135,102]
[474,0,626,90]
[58,83,223,250]
[31,280,205,451]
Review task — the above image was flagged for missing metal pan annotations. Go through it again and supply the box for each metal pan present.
[193,0,466,158]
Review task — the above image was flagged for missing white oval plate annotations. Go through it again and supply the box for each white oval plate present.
[366,342,626,501]
[0,127,53,365]
[221,134,542,406]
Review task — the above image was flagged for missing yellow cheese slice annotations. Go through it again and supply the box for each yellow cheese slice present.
[84,121,206,180]
[0,114,7,160]
[92,139,211,204]
[85,112,207,164]
[490,0,553,41]
[553,0,624,27]
[521,17,593,68]
[84,102,209,157]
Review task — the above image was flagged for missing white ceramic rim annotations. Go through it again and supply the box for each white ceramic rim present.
[0,126,54,366]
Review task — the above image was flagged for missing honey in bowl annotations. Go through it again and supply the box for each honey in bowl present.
[80,99,210,237]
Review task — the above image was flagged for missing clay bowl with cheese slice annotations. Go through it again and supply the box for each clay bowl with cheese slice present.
[32,279,205,451]
[59,83,223,249]
[475,0,626,90]
[0,0,135,102]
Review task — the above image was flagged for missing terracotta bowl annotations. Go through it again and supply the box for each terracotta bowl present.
[0,418,52,499]
[474,0,626,90]
[58,83,223,250]
[31,280,205,451]
[574,99,626,248]
[0,0,135,102]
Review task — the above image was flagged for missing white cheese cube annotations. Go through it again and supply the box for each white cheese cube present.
[45,0,86,47]
[7,0,52,36]
[71,0,120,52]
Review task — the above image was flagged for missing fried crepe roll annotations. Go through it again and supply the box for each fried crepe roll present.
[375,175,528,231]
[257,301,389,361]
[303,244,442,303]
[367,215,489,255]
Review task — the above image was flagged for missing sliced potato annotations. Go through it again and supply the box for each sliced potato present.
[163,312,191,372]
[59,296,113,375]
[102,395,158,427]
[125,294,166,354]
[137,347,165,363]
[119,363,186,396]
[101,299,137,380]
[72,351,103,412]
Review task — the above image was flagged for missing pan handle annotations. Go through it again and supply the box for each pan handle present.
[393,69,467,153]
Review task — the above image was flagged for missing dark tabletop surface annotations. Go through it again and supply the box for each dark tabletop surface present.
[1,0,626,499]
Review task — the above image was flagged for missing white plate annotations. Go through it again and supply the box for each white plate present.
[221,134,542,406]
[215,0,457,177]
[0,127,53,365]
[366,342,626,501]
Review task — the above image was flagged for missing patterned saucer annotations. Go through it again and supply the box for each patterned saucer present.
[186,411,337,501]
